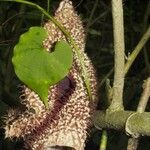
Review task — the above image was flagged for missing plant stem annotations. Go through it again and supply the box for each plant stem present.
[108,0,125,111]
[99,25,150,85]
[89,9,110,28]
[127,138,139,150]
[137,77,150,112]
[143,1,150,74]
[127,77,150,150]
[93,110,150,136]
[86,0,99,32]
[99,130,108,150]
[47,0,50,14]
[125,26,150,75]
[1,0,93,101]
[99,68,114,88]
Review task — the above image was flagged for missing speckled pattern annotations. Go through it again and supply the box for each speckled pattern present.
[4,0,98,150]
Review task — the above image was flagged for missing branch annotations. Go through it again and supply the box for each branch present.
[143,1,150,74]
[108,0,125,111]
[86,0,99,32]
[94,78,150,149]
[125,26,150,75]
[99,130,108,150]
[93,111,150,136]
[127,77,150,150]
[137,77,150,112]
[127,138,139,150]
[99,25,150,86]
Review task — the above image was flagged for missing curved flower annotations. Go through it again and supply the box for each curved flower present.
[4,0,98,150]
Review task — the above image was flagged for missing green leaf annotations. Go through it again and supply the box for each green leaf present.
[12,27,73,107]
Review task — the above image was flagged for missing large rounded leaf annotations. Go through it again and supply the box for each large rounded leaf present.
[12,27,73,107]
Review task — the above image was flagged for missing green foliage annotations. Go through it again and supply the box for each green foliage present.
[0,0,150,149]
[12,27,73,106]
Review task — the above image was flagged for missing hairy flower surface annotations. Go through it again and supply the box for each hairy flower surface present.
[4,0,98,150]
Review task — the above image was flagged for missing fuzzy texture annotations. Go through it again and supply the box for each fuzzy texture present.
[4,0,97,150]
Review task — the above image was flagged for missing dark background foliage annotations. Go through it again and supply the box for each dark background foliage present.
[0,0,150,149]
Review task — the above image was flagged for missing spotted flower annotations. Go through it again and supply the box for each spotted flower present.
[4,0,98,150]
